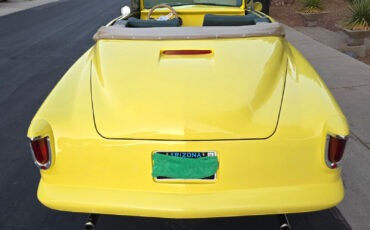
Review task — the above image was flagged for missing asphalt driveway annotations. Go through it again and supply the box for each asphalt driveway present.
[0,0,366,229]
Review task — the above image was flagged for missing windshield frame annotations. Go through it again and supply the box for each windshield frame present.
[140,0,245,10]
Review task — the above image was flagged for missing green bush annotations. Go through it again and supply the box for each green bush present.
[302,0,323,13]
[346,0,370,30]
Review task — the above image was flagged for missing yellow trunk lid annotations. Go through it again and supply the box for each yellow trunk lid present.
[91,37,287,140]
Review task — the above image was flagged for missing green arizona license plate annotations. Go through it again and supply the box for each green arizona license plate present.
[153,151,218,181]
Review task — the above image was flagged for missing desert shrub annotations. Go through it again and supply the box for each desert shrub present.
[302,0,323,13]
[346,0,370,30]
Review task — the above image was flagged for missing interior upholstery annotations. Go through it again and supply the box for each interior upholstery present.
[202,14,268,26]
[126,17,182,28]
[254,17,270,23]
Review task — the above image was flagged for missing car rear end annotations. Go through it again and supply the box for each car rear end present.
[27,22,349,218]
[30,126,348,218]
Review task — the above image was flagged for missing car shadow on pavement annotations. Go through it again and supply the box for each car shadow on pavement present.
[94,208,350,230]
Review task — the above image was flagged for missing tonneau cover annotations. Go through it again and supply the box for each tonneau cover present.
[93,22,284,40]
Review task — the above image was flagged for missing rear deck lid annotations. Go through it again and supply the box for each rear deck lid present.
[91,37,287,140]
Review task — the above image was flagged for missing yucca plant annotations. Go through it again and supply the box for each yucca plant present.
[302,0,323,13]
[346,0,370,30]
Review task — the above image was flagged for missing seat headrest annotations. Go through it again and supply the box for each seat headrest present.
[126,17,182,28]
[203,14,265,26]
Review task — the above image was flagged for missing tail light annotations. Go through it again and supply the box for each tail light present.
[29,136,51,170]
[162,50,212,55]
[325,135,347,169]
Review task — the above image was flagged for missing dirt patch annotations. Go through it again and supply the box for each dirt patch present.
[270,0,350,31]
[270,1,305,27]
[358,52,370,65]
[270,0,369,66]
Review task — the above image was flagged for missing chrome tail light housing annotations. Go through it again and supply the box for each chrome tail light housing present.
[325,135,348,169]
[29,136,52,170]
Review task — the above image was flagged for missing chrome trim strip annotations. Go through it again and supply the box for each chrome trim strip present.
[29,136,42,141]
[28,136,52,170]
[325,135,335,169]
[335,134,348,140]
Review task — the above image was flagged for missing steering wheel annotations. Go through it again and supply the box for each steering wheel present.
[147,4,178,20]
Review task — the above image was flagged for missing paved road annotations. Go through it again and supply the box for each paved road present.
[0,0,58,17]
[0,0,353,229]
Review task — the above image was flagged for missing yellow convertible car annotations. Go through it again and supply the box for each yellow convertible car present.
[28,0,348,228]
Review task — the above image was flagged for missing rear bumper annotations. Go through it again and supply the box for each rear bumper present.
[38,179,343,218]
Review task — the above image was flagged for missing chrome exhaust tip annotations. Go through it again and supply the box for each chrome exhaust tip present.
[279,214,291,230]
[280,223,291,230]
[85,214,99,230]
[85,222,95,230]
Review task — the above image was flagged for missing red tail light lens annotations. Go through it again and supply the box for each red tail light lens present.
[30,137,51,170]
[326,135,347,169]
[162,50,212,55]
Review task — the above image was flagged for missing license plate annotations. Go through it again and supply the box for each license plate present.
[154,151,217,181]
